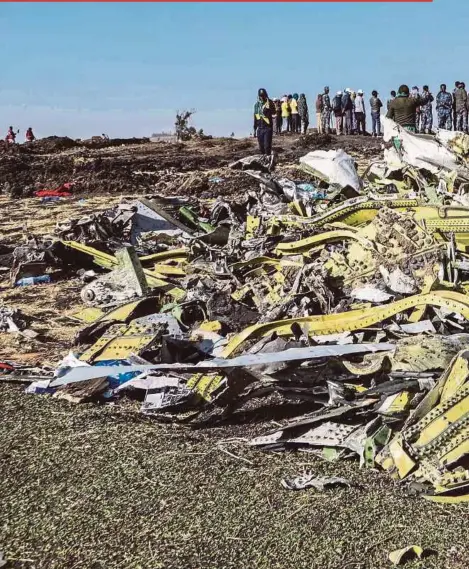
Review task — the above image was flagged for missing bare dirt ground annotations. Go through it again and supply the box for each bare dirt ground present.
[1,134,465,569]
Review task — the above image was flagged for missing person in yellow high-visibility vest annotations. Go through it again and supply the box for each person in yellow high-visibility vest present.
[281,96,291,133]
[253,88,275,155]
[290,93,300,134]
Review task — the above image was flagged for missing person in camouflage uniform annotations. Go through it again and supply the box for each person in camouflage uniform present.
[455,82,468,132]
[410,87,422,132]
[436,84,453,130]
[420,86,434,134]
[321,86,332,134]
[453,82,460,130]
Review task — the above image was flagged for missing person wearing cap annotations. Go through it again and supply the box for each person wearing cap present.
[369,90,383,137]
[454,82,468,132]
[298,94,309,135]
[420,86,434,134]
[253,88,275,155]
[332,91,343,135]
[410,86,421,133]
[341,88,354,135]
[281,95,291,133]
[321,86,332,134]
[436,84,453,130]
[386,84,421,132]
[354,90,366,135]
[291,93,300,134]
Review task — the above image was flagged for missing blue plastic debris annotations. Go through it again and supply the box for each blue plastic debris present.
[94,360,141,389]
[16,275,51,287]
[296,183,326,199]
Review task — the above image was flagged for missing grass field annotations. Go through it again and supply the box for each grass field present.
[1,383,467,569]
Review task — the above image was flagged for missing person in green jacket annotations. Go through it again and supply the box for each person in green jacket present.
[386,85,421,131]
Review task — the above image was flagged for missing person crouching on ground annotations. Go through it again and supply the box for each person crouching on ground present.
[253,88,275,156]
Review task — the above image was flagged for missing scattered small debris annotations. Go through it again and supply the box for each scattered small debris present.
[388,545,434,565]
[281,473,351,491]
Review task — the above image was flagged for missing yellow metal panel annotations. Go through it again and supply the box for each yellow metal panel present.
[388,439,416,479]
[221,290,469,357]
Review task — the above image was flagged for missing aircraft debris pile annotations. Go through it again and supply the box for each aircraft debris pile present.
[5,120,469,502]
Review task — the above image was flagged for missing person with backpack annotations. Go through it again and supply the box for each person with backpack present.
[332,91,343,135]
[342,88,354,135]
[369,90,383,136]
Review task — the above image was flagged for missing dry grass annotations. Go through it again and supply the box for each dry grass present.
[0,385,468,569]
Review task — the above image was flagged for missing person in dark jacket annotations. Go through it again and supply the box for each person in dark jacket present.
[387,90,396,111]
[332,91,343,135]
[341,89,353,135]
[369,90,383,136]
[298,94,309,135]
[253,88,275,155]
[386,85,421,131]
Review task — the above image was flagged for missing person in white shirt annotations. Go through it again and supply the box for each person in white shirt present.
[355,90,366,135]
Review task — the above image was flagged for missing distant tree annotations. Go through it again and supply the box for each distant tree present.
[175,109,196,141]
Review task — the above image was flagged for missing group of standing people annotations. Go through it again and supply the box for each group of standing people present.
[316,87,384,137]
[270,93,310,135]
[253,82,469,157]
[386,83,469,133]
